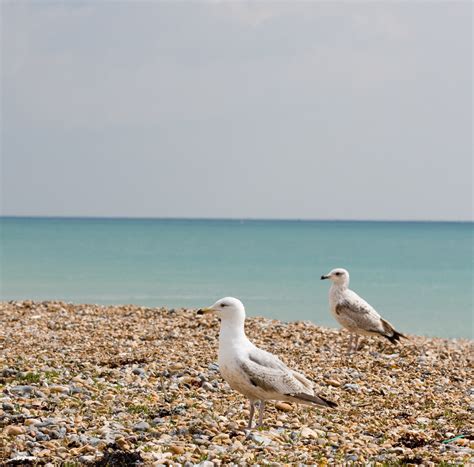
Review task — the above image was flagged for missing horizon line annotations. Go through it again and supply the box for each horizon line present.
[0,215,472,224]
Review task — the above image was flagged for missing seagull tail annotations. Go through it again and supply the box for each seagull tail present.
[291,392,337,408]
[381,318,408,344]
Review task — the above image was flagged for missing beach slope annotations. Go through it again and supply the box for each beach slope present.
[0,301,472,464]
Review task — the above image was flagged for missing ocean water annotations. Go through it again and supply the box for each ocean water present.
[0,217,472,339]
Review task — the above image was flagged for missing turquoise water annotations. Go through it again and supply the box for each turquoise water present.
[0,217,472,339]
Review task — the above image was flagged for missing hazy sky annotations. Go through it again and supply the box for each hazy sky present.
[1,2,472,220]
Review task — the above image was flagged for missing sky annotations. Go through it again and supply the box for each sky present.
[1,1,472,221]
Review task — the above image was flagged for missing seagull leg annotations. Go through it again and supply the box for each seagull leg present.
[256,400,266,428]
[353,335,360,352]
[247,400,256,430]
[347,334,354,355]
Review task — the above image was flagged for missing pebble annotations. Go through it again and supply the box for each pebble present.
[325,379,341,387]
[5,425,25,436]
[343,383,360,392]
[115,437,130,450]
[197,461,215,467]
[2,402,14,411]
[249,432,273,446]
[133,421,150,432]
[417,417,430,424]
[24,419,41,426]
[10,385,35,394]
[300,427,321,439]
[8,455,38,463]
[201,382,215,392]
[169,445,185,454]
[36,418,58,428]
[88,437,102,446]
[49,385,69,394]
[275,402,292,412]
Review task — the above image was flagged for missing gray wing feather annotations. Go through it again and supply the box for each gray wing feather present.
[240,358,334,407]
[292,371,313,392]
[248,347,288,371]
[335,298,384,334]
[248,348,313,392]
[240,358,307,395]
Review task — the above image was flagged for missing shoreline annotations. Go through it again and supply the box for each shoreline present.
[1,299,471,342]
[1,301,473,464]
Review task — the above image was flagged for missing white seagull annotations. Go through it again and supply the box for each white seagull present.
[321,268,406,353]
[198,297,336,429]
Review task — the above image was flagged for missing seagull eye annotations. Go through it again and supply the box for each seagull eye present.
[220,303,227,308]
[335,272,341,276]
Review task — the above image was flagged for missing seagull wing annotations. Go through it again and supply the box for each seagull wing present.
[336,291,406,342]
[248,346,288,370]
[248,347,313,392]
[335,297,385,334]
[241,350,336,407]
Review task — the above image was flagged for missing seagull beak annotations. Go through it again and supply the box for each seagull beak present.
[321,275,329,280]
[197,307,214,315]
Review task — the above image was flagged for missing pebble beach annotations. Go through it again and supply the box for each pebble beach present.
[1,301,473,465]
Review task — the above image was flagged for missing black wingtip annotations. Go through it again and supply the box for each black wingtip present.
[319,395,338,408]
[384,330,407,344]
[291,392,337,408]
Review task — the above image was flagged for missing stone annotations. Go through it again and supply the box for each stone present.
[2,368,17,377]
[10,385,35,394]
[212,433,230,443]
[249,432,273,446]
[24,418,41,426]
[133,421,150,432]
[88,436,102,446]
[49,385,69,393]
[325,379,341,387]
[169,445,185,454]
[300,427,319,439]
[8,455,38,463]
[2,402,14,411]
[275,402,292,412]
[197,461,215,467]
[115,437,130,450]
[343,383,360,392]
[36,418,58,428]
[417,416,430,424]
[5,425,25,436]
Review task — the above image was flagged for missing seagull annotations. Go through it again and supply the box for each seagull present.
[197,297,336,429]
[321,268,406,353]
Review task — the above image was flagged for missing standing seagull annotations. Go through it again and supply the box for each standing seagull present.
[197,297,336,429]
[321,268,406,353]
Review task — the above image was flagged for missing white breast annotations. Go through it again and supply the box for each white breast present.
[218,350,262,400]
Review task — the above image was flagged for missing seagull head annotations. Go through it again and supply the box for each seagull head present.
[197,297,246,322]
[321,268,350,286]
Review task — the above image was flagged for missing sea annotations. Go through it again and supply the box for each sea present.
[0,217,472,339]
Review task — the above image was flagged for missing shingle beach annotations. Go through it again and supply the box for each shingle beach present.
[1,301,473,465]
